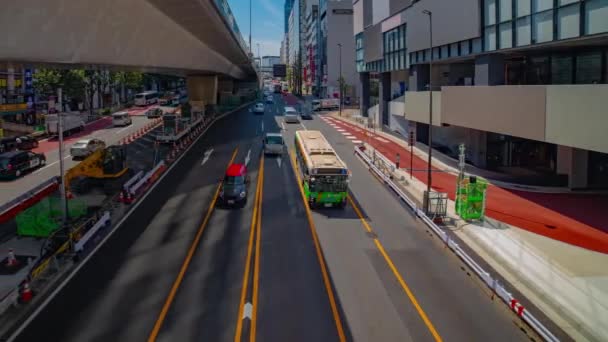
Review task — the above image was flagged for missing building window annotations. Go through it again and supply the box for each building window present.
[500,0,513,21]
[485,26,497,51]
[551,55,573,84]
[500,22,513,48]
[585,0,608,35]
[559,0,579,5]
[460,40,471,55]
[576,52,602,84]
[441,45,449,59]
[485,0,497,25]
[532,0,553,12]
[558,4,580,39]
[517,16,532,45]
[532,9,553,43]
[517,0,531,17]
[473,38,483,53]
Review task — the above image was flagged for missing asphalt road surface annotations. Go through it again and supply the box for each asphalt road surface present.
[0,115,154,205]
[9,95,530,342]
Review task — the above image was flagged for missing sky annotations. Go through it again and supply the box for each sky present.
[228,0,284,57]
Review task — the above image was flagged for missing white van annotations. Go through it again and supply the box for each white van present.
[112,111,132,127]
[284,106,300,123]
[263,133,285,155]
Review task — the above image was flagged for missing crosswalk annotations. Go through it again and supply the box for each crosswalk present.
[319,116,385,146]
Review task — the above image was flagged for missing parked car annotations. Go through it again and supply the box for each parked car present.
[0,151,46,179]
[284,106,300,123]
[219,163,250,207]
[266,96,274,104]
[253,103,265,114]
[70,139,106,159]
[0,136,39,153]
[145,107,163,118]
[263,133,285,155]
[300,111,313,120]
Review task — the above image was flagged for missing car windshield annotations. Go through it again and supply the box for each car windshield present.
[266,136,283,145]
[73,142,88,148]
[225,176,244,185]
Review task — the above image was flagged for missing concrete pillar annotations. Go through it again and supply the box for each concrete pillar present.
[408,64,430,91]
[474,54,505,86]
[187,75,218,105]
[7,64,15,93]
[379,72,391,128]
[557,145,589,189]
[359,72,370,117]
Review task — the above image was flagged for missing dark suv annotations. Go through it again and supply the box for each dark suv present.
[0,151,46,179]
[219,163,250,207]
[0,136,39,153]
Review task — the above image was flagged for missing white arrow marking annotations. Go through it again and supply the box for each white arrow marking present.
[281,122,286,131]
[277,156,282,168]
[245,148,251,166]
[243,302,253,320]
[261,120,265,132]
[201,148,214,166]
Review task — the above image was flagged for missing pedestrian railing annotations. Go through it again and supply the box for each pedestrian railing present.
[354,145,559,342]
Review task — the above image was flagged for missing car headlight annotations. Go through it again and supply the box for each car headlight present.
[239,191,246,198]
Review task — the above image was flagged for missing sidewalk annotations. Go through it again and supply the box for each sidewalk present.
[327,113,608,254]
[322,114,608,341]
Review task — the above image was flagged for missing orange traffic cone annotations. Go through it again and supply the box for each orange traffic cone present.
[6,249,18,267]
[124,191,133,204]
[66,190,74,199]
[118,190,125,203]
[21,280,33,303]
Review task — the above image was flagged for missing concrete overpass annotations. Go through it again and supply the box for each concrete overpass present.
[0,0,258,104]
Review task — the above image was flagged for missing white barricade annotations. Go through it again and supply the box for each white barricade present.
[129,161,165,196]
[74,211,111,252]
[123,171,144,192]
[354,145,559,342]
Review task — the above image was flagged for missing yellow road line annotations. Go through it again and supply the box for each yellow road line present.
[347,195,443,342]
[288,150,347,342]
[148,147,238,342]
[250,155,264,342]
[234,154,264,342]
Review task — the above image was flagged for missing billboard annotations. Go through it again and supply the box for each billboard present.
[273,64,287,78]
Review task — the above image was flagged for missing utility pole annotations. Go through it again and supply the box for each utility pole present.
[423,9,433,213]
[57,88,68,225]
[337,43,342,117]
[249,0,252,56]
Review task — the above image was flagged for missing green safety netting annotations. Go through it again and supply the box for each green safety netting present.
[16,197,87,237]
[455,176,488,221]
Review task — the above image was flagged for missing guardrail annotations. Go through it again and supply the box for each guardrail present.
[74,211,111,253]
[354,145,559,342]
[0,177,59,224]
[123,171,143,192]
[130,161,165,196]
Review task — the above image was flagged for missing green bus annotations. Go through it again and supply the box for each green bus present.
[295,130,349,209]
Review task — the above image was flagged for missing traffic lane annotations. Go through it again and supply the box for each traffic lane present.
[307,118,527,341]
[11,108,254,342]
[255,151,341,342]
[0,116,153,205]
[279,120,419,341]
[155,145,261,342]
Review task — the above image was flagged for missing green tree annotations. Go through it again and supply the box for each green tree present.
[33,69,63,96]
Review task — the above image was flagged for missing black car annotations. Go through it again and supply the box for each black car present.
[0,151,46,179]
[300,112,313,120]
[0,136,39,153]
[219,163,250,207]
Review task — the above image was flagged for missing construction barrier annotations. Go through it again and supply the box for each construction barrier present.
[123,170,144,192]
[129,161,166,197]
[74,211,111,256]
[354,145,559,342]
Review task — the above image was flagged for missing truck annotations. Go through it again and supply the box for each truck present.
[45,113,86,137]
[312,98,340,111]
[156,110,204,143]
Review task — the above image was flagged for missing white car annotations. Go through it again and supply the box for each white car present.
[284,106,300,123]
[253,103,265,114]
[263,133,285,155]
[70,138,106,159]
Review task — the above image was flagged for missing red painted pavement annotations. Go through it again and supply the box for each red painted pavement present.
[327,117,608,254]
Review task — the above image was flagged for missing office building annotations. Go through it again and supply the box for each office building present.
[353,0,608,189]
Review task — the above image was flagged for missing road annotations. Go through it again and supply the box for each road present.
[8,95,530,342]
[0,114,155,205]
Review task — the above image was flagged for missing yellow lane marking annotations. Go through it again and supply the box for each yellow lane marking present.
[347,195,443,342]
[234,154,264,342]
[289,150,347,342]
[148,147,239,342]
[250,155,264,342]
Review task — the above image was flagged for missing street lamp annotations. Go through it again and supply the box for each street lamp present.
[337,43,342,117]
[423,9,433,212]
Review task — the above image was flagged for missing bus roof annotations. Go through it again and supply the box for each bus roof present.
[295,130,347,170]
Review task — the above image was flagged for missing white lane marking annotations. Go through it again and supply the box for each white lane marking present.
[376,137,389,143]
[299,122,307,130]
[34,160,59,173]
[116,126,131,134]
[336,129,346,132]
[346,136,357,140]
[342,133,353,137]
[6,102,249,342]
[281,121,286,131]
[201,148,214,166]
[243,302,253,320]
[352,140,363,144]
[245,148,252,166]
[261,120,265,132]
[277,156,282,168]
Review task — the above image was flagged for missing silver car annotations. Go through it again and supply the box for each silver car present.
[70,138,106,159]
[263,133,285,155]
[284,106,300,123]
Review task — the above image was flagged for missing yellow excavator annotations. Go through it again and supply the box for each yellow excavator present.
[64,145,130,195]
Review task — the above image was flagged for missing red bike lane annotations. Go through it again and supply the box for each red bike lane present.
[327,117,608,254]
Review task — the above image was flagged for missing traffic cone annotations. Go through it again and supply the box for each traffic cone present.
[66,190,74,199]
[21,280,33,303]
[118,190,125,203]
[6,249,18,267]
[125,191,133,204]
